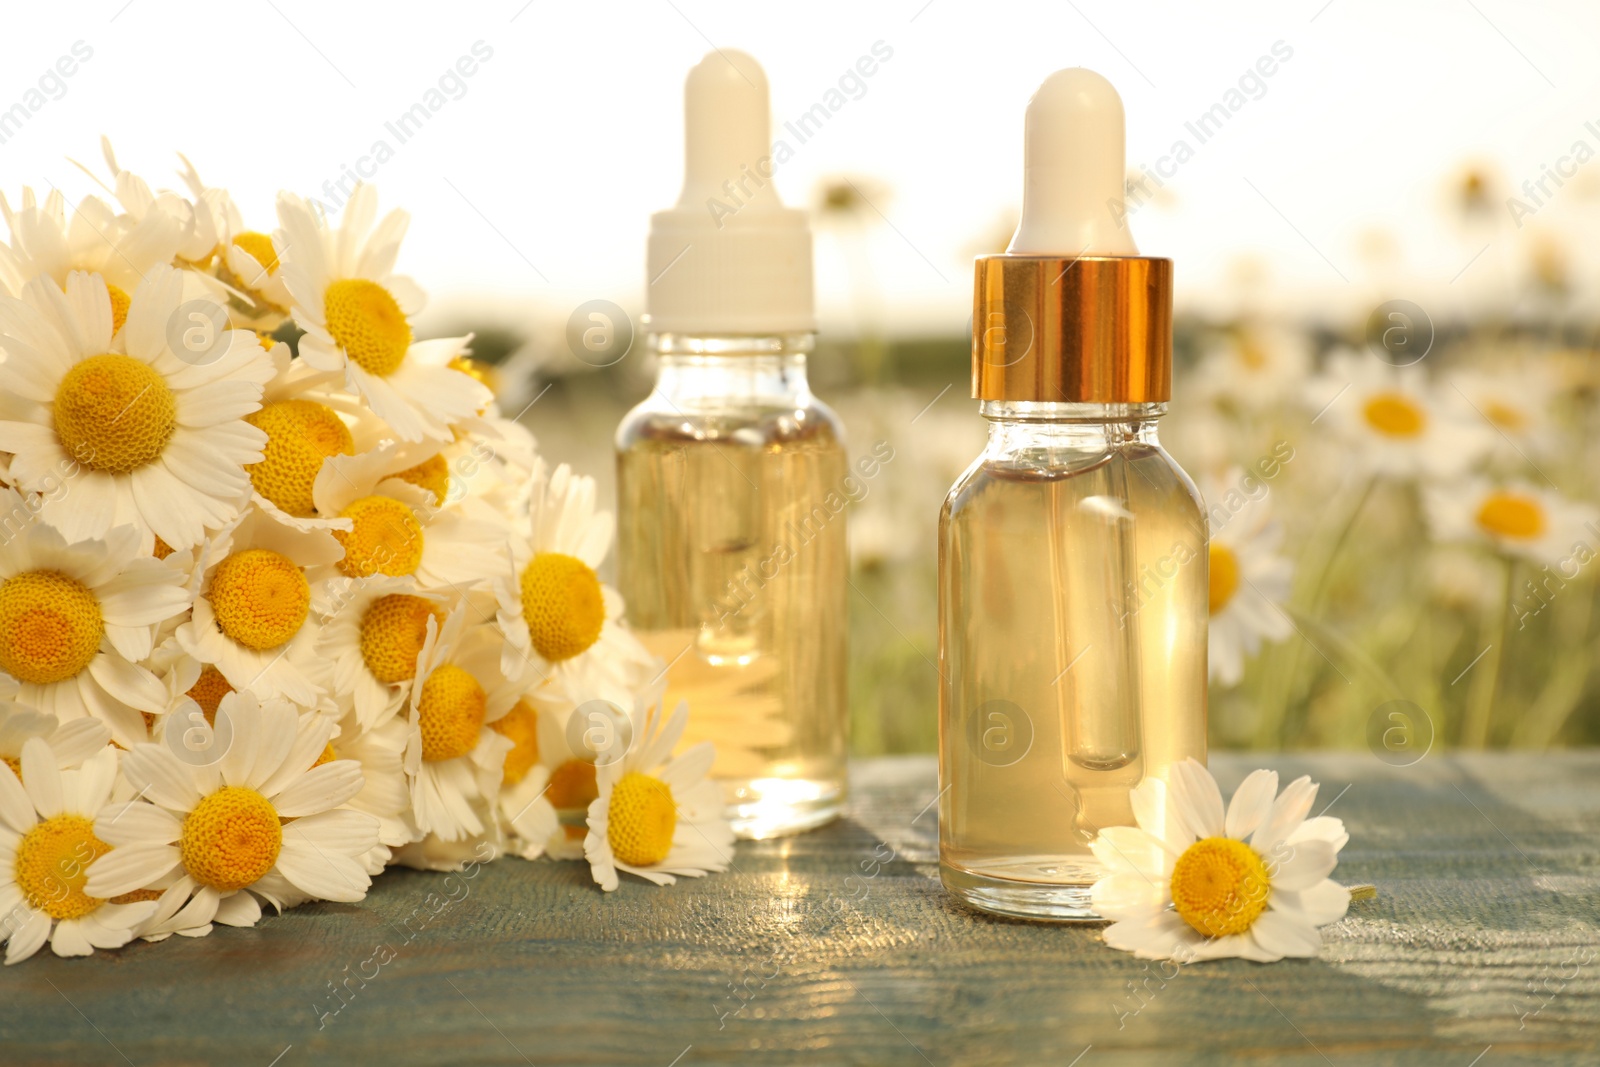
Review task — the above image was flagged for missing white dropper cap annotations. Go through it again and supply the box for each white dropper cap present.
[1008,67,1138,256]
[646,50,814,335]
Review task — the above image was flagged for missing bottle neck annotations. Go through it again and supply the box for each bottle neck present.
[980,400,1166,459]
[647,332,815,404]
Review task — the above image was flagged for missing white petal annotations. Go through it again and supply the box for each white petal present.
[271,762,364,818]
[84,843,179,898]
[1169,758,1226,840]
[1249,909,1323,959]
[1269,838,1338,891]
[1252,776,1319,855]
[0,762,36,834]
[1223,769,1278,841]
[1272,879,1351,927]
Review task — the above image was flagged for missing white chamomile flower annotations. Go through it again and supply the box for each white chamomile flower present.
[0,742,157,964]
[1090,759,1351,963]
[0,186,179,307]
[313,445,507,591]
[1424,479,1600,565]
[314,576,449,731]
[0,704,111,777]
[1446,367,1562,462]
[238,342,362,532]
[1193,323,1311,411]
[1202,470,1295,688]
[274,185,489,441]
[96,139,223,271]
[494,688,563,861]
[0,268,273,551]
[1304,349,1489,480]
[584,698,733,891]
[176,506,343,706]
[493,461,654,705]
[326,711,413,873]
[0,504,189,746]
[86,691,379,934]
[402,605,524,843]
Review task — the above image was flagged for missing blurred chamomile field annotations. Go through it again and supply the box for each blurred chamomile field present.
[8,1,1598,758]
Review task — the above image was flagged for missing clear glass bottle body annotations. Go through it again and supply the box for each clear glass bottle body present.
[938,401,1207,920]
[616,333,848,839]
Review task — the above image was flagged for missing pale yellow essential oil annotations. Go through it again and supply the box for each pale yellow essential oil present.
[939,407,1208,920]
[617,343,848,839]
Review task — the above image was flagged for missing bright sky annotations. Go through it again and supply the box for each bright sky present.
[3,1,1597,337]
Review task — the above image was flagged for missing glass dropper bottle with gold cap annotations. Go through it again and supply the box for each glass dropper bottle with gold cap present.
[616,50,848,840]
[938,68,1207,920]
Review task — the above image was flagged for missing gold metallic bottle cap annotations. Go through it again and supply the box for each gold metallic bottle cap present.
[973,68,1171,403]
[971,254,1172,403]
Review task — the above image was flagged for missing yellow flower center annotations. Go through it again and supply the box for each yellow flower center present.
[607,772,677,867]
[186,665,235,723]
[416,663,486,762]
[2,755,20,779]
[208,549,310,650]
[491,699,541,786]
[231,231,279,276]
[53,353,176,473]
[358,594,442,684]
[105,282,132,335]
[546,758,598,810]
[0,570,104,684]
[111,888,163,904]
[1208,543,1240,615]
[314,742,337,767]
[1475,492,1546,541]
[180,786,282,891]
[449,355,496,396]
[152,536,175,560]
[519,552,606,663]
[1170,836,1271,939]
[244,399,354,517]
[1361,392,1425,438]
[393,453,450,507]
[323,278,411,377]
[1483,400,1526,432]
[15,814,112,920]
[335,496,424,578]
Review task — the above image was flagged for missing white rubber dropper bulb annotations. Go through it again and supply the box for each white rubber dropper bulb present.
[678,49,779,211]
[1008,67,1138,256]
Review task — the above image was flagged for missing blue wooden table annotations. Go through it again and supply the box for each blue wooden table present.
[3,753,1596,1066]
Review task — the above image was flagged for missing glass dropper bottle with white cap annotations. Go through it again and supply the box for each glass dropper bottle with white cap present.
[616,49,848,839]
[938,68,1207,920]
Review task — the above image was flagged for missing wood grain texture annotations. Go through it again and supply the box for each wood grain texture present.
[1,753,1596,1066]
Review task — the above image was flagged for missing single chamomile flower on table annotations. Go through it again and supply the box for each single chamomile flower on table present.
[176,505,344,706]
[585,697,732,891]
[1424,479,1599,566]
[402,604,529,843]
[1303,348,1489,481]
[1090,759,1351,963]
[274,185,489,441]
[313,575,450,732]
[312,445,507,591]
[86,691,379,935]
[0,503,190,747]
[1201,470,1295,688]
[0,185,180,310]
[0,742,158,964]
[493,460,655,707]
[0,268,274,551]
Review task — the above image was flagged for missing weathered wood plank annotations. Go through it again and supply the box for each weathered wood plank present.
[1,753,1596,1066]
